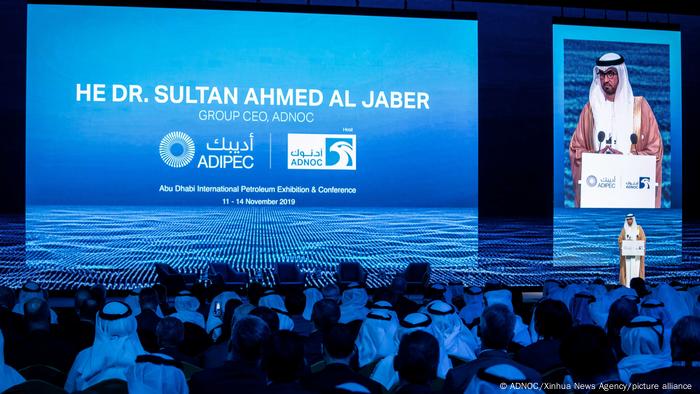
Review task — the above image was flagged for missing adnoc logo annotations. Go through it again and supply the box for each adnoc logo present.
[160,131,195,168]
[288,133,356,170]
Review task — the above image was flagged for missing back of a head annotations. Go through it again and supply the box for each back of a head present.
[322,284,341,301]
[74,287,92,311]
[0,286,15,310]
[312,299,341,332]
[670,315,700,363]
[284,290,306,316]
[606,297,639,336]
[560,325,617,383]
[247,282,265,306]
[157,316,185,348]
[79,298,100,322]
[394,330,439,385]
[139,287,160,311]
[250,306,280,332]
[264,330,305,384]
[323,323,356,360]
[480,303,515,350]
[391,274,407,295]
[230,315,271,362]
[90,285,107,308]
[535,299,572,340]
[24,298,50,330]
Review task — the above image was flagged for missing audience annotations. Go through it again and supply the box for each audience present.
[304,298,341,366]
[136,287,162,352]
[0,329,25,392]
[189,315,271,394]
[516,299,572,374]
[393,330,440,394]
[631,315,700,387]
[616,316,671,383]
[64,301,144,391]
[443,304,540,394]
[0,276,699,394]
[303,323,383,394]
[561,325,625,393]
[6,298,75,377]
[263,330,309,394]
[126,353,188,394]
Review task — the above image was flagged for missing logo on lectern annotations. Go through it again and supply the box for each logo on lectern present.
[639,177,651,189]
[586,175,598,187]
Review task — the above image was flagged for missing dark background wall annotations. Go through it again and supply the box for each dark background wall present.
[1,0,698,223]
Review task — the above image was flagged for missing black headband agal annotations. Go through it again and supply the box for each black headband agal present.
[98,301,133,321]
[400,314,432,329]
[427,302,455,316]
[596,55,624,67]
[367,311,392,321]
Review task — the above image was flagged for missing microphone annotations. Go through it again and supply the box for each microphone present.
[597,131,606,153]
[630,133,638,154]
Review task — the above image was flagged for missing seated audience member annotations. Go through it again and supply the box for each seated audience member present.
[339,283,369,324]
[58,286,91,334]
[203,298,244,368]
[287,289,314,336]
[304,299,341,366]
[189,315,271,394]
[259,291,295,331]
[459,287,484,331]
[156,316,199,366]
[617,316,671,383]
[251,306,281,333]
[652,283,691,325]
[136,287,162,352]
[464,364,545,394]
[206,291,242,342]
[393,330,440,394]
[64,301,145,392]
[126,353,188,394]
[355,310,398,371]
[443,304,541,394]
[263,330,309,394]
[425,300,477,362]
[171,290,206,329]
[12,281,58,324]
[483,289,532,348]
[303,323,383,394]
[0,330,24,392]
[629,278,650,298]
[516,299,572,374]
[0,286,22,345]
[639,298,674,345]
[631,316,700,387]
[6,298,76,377]
[390,275,419,320]
[370,313,452,391]
[605,296,639,360]
[322,284,342,304]
[302,288,324,321]
[560,325,623,388]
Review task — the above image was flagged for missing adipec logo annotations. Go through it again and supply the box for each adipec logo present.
[160,131,195,168]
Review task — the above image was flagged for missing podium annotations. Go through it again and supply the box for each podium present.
[621,240,645,257]
[579,153,657,208]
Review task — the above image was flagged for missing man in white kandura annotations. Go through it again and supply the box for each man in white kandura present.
[618,213,646,287]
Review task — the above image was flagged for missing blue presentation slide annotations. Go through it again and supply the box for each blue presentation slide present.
[24,5,478,289]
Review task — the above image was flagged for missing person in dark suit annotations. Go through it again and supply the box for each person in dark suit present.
[157,317,199,366]
[516,299,572,374]
[136,287,162,353]
[6,298,76,383]
[560,325,624,392]
[263,330,311,394]
[393,330,440,394]
[0,286,23,346]
[303,323,383,394]
[304,299,341,366]
[189,315,271,394]
[631,316,700,388]
[443,304,541,394]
